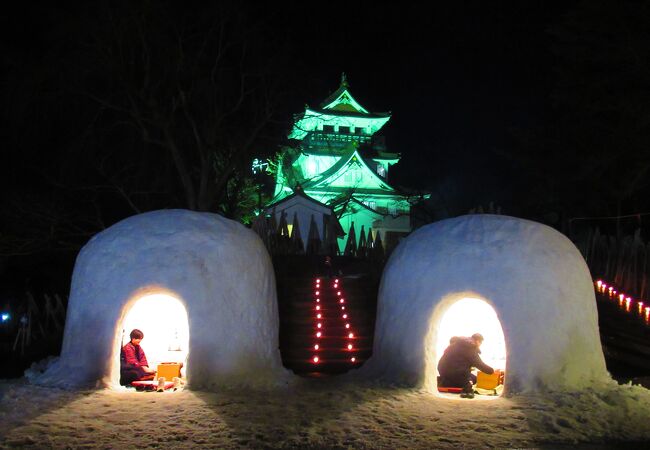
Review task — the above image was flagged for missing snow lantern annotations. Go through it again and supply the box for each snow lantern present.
[368,214,609,394]
[35,209,287,389]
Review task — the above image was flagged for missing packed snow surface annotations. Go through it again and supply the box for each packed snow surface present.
[34,209,288,389]
[368,214,609,393]
[2,378,650,449]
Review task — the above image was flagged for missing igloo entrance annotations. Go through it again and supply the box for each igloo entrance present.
[431,297,507,396]
[110,292,190,387]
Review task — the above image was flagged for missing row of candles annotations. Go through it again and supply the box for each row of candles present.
[311,277,357,364]
[595,279,650,323]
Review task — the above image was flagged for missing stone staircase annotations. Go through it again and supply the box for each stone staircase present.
[275,256,379,375]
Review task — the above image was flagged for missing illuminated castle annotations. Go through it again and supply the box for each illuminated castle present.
[267,74,412,252]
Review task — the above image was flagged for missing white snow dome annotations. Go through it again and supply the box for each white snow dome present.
[36,209,287,389]
[368,214,610,394]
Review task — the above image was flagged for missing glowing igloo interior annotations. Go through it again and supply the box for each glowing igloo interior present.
[434,297,506,395]
[111,293,189,386]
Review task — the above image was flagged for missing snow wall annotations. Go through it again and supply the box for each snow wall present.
[35,209,288,389]
[366,214,610,394]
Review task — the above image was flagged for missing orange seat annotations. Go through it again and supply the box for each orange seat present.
[131,380,174,391]
[437,386,464,393]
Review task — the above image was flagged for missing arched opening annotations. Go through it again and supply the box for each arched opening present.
[110,293,189,388]
[432,296,506,397]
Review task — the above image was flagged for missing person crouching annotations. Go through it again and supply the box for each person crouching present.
[437,333,494,398]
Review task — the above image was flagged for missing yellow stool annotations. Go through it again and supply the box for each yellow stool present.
[156,362,182,380]
[476,370,504,390]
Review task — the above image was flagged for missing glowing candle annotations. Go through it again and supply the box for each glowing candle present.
[316,305,320,310]
[343,314,348,319]
[340,299,345,304]
[316,331,322,338]
[351,357,356,362]
[345,324,350,329]
[317,323,322,328]
[317,313,321,319]
[337,291,341,296]
[347,344,353,350]
[335,279,339,283]
[313,356,319,363]
[314,344,319,350]
[349,333,354,338]
[596,280,603,289]
[341,306,345,310]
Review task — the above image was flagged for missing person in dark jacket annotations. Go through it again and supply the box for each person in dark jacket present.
[120,329,156,386]
[437,333,494,397]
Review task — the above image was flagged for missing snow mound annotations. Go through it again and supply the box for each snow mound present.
[33,209,289,389]
[367,214,610,393]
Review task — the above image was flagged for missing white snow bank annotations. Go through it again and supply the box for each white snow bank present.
[2,379,650,448]
[33,209,289,389]
[366,214,610,393]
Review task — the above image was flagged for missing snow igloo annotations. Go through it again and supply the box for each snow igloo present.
[368,214,610,394]
[36,209,287,389]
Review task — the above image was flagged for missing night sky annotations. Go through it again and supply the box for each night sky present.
[4,1,649,290]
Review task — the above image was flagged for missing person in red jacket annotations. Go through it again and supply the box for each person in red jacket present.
[120,329,156,386]
[437,333,494,398]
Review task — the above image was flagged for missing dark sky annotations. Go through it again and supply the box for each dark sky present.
[257,2,574,202]
[2,1,572,195]
[1,2,582,230]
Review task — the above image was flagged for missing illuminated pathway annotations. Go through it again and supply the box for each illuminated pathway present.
[595,279,650,325]
[278,272,375,375]
[311,277,359,370]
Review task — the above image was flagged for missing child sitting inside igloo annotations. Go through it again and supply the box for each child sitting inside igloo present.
[120,329,156,385]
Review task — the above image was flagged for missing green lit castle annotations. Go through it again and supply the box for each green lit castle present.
[266,74,413,253]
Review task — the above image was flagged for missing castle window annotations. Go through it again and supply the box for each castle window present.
[323,125,334,133]
[377,165,386,177]
[339,126,350,134]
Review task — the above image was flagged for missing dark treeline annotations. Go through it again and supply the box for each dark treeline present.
[3,0,650,294]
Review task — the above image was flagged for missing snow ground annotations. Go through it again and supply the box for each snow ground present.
[1,378,650,449]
